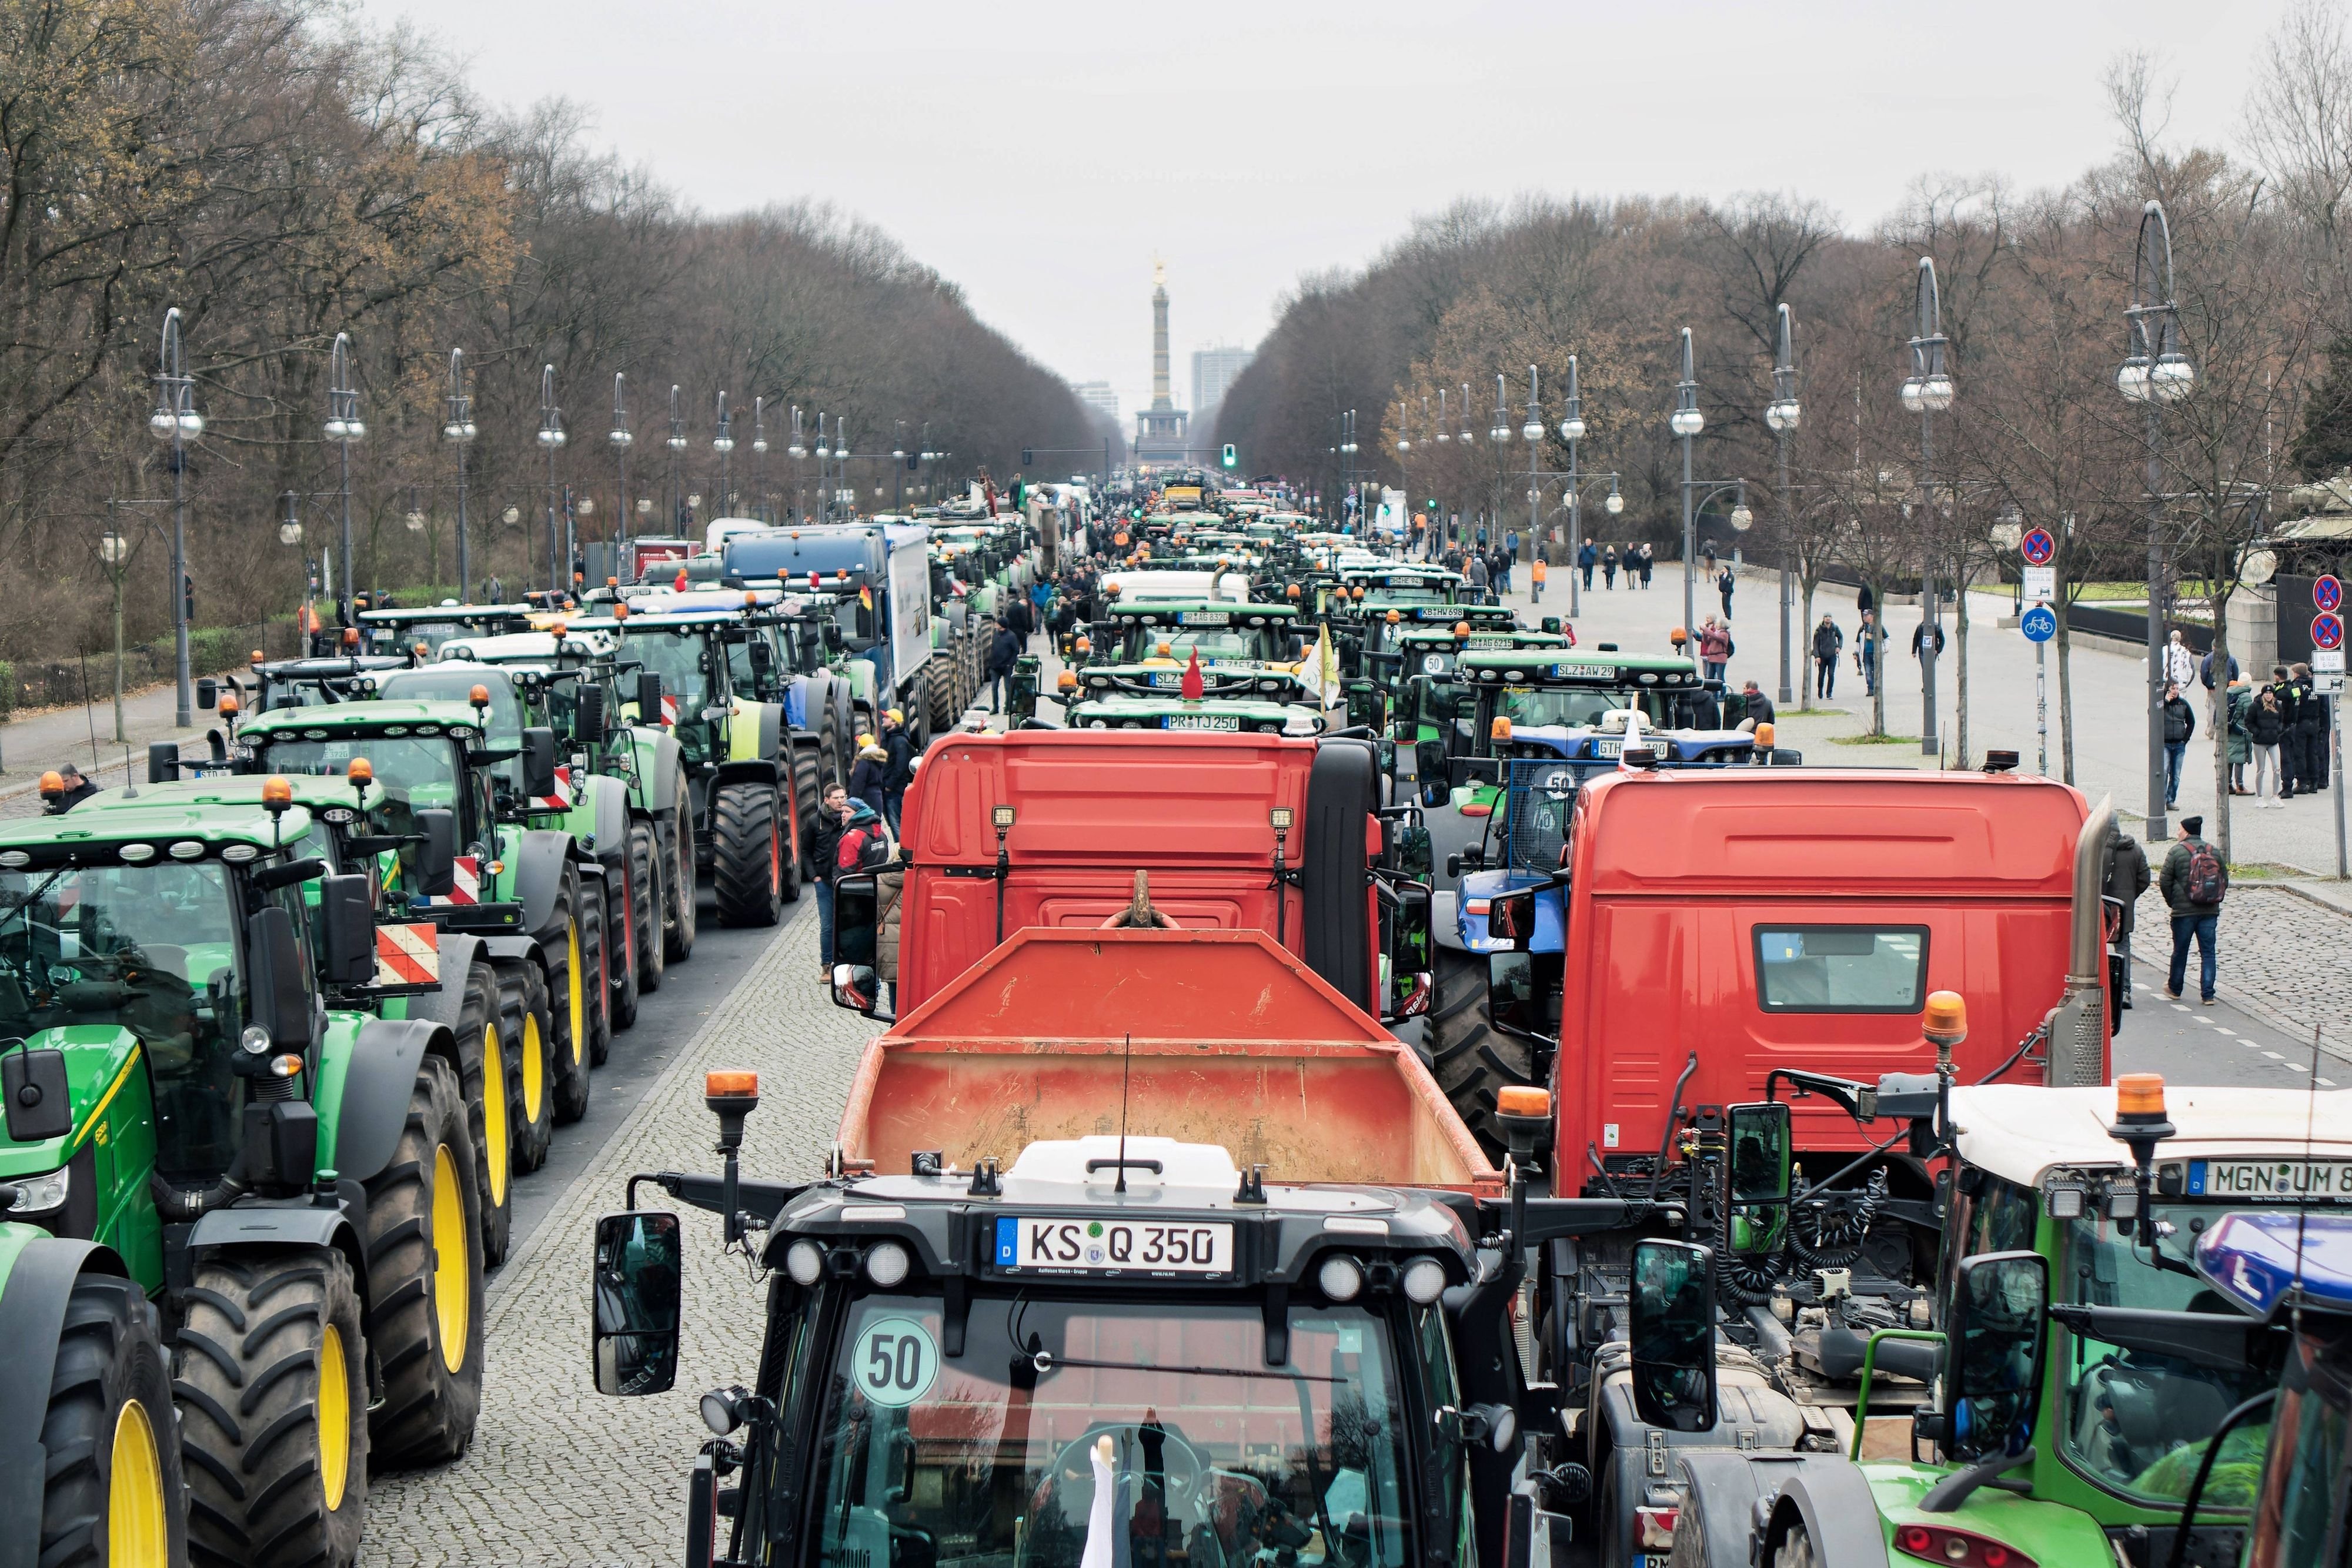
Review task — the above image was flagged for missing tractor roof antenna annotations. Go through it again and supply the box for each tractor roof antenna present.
[1115,1031,1134,1195]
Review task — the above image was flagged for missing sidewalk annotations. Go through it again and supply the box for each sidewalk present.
[0,677,225,818]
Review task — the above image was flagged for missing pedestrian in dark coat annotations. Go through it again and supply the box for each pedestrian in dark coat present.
[1810,615,1842,699]
[985,618,1021,714]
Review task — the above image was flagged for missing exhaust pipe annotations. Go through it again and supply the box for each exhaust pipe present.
[2045,794,2114,1086]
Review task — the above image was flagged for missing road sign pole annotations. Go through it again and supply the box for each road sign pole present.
[2336,693,2347,880]
[2037,636,2048,778]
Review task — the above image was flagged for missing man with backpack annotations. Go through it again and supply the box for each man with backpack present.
[2158,814,2227,1005]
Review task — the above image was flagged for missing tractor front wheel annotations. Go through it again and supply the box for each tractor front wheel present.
[178,1247,368,1568]
[362,1052,485,1469]
[606,858,640,1031]
[662,794,697,963]
[630,821,664,995]
[35,1273,187,1568]
[549,870,592,1126]
[497,959,556,1173]
[1428,947,1532,1162]
[453,958,512,1267]
[711,782,784,927]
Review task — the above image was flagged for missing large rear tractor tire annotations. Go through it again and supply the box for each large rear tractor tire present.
[178,1248,368,1568]
[817,704,843,796]
[927,654,957,734]
[1428,947,1533,1161]
[606,861,639,1032]
[549,870,592,1126]
[581,875,613,1066]
[34,1273,187,1568]
[497,960,556,1174]
[361,1053,485,1468]
[630,821,664,995]
[662,795,697,964]
[712,782,785,927]
[791,747,823,880]
[452,958,512,1268]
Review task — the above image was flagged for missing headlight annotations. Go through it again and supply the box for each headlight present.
[1402,1257,1448,1305]
[785,1239,826,1286]
[1,1166,70,1215]
[864,1240,911,1287]
[1317,1255,1364,1302]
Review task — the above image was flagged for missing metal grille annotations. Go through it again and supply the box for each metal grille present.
[1502,757,1585,876]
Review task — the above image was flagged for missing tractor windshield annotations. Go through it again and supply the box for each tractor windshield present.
[2244,1315,2351,1568]
[801,1293,1415,1568]
[2056,1205,2278,1507]
[1491,686,1673,730]
[1125,627,1275,664]
[259,735,468,828]
[0,862,243,1176]
[632,625,716,714]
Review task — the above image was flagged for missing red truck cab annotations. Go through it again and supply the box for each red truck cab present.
[1535,768,2107,1192]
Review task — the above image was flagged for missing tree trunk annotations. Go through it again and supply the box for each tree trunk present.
[1799,577,1817,711]
[1870,577,1887,737]
[2211,592,2233,865]
[2055,596,2077,785]
[1954,568,1972,770]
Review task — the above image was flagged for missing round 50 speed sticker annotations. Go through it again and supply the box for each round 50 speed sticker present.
[850,1316,938,1408]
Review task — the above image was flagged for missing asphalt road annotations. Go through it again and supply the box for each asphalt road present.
[2117,961,2341,1089]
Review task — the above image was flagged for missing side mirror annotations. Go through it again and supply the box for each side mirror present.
[749,637,774,674]
[636,672,665,725]
[1394,823,1434,882]
[245,905,313,1051]
[576,684,608,743]
[833,872,880,972]
[592,1211,682,1396]
[1488,888,1538,951]
[521,727,559,800]
[1628,1238,1717,1433]
[1,1047,72,1141]
[823,624,844,653]
[830,963,892,1021]
[1723,1102,1792,1261]
[413,808,458,897]
[1384,880,1433,1023]
[147,741,182,784]
[318,874,376,987]
[1946,1251,2048,1461]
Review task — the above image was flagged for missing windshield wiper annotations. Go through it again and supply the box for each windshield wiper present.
[1025,1349,1348,1385]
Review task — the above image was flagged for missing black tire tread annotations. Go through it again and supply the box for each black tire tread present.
[711,782,784,927]
[451,959,510,1268]
[550,868,591,1125]
[630,821,664,995]
[1428,947,1533,1161]
[38,1273,189,1568]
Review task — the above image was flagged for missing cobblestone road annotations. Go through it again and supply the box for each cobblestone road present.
[2129,884,2352,1075]
[361,901,866,1566]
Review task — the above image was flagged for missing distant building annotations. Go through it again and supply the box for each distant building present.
[1191,346,1251,424]
[1072,380,1120,423]
[1135,260,1190,466]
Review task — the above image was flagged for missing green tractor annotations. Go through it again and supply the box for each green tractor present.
[0,788,485,1566]
[230,699,612,1264]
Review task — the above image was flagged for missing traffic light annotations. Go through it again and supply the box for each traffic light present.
[183,573,195,623]
[1021,447,1034,467]
[1221,443,1237,469]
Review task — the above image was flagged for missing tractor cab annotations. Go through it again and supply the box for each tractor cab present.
[1100,601,1305,671]
[1064,694,1321,737]
[357,604,532,658]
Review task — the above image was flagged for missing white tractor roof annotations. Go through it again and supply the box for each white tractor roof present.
[437,628,617,661]
[1950,1082,2352,1185]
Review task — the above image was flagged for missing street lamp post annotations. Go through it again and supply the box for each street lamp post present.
[788,406,807,523]
[752,397,770,521]
[713,391,736,520]
[610,374,634,580]
[1558,358,1588,617]
[98,509,132,741]
[1671,328,1705,637]
[2119,200,2194,842]
[894,421,908,511]
[538,365,566,596]
[1900,258,1954,757]
[816,412,833,522]
[325,330,364,621]
[1521,366,1544,587]
[149,308,202,727]
[443,349,477,599]
[667,385,686,531]
[1765,305,1803,707]
[1394,399,1412,553]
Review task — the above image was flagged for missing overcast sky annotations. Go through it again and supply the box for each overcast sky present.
[363,0,2288,424]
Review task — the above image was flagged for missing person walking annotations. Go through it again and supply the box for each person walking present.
[1736,680,1775,733]
[1698,616,1732,683]
[2272,665,2304,798]
[805,783,851,975]
[2161,629,2197,691]
[879,708,915,834]
[1810,614,1842,700]
[1638,541,1655,588]
[1465,551,1491,602]
[2104,816,2151,995]
[1578,537,1597,589]
[1529,555,1547,604]
[1856,581,1876,621]
[985,615,1021,715]
[2227,674,2252,794]
[1716,564,1735,621]
[2160,683,2195,809]
[1857,610,1879,696]
[2200,647,2239,693]
[1909,618,1946,663]
[2158,814,2226,1004]
[2249,684,2287,807]
[1601,545,1618,589]
[848,735,890,818]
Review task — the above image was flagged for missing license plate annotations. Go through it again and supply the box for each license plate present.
[1165,713,1241,731]
[1635,1556,1671,1568]
[1151,672,1182,688]
[995,1216,1234,1276]
[2186,1159,2352,1199]
[1181,611,1230,626]
[1593,738,1623,758]
[1465,637,1512,650]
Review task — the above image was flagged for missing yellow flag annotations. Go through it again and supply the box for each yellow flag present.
[1315,624,1338,708]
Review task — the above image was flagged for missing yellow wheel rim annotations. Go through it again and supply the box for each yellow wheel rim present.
[566,924,584,1065]
[432,1144,470,1373]
[317,1324,350,1512]
[522,1012,544,1121]
[482,1023,507,1205]
[107,1398,167,1566]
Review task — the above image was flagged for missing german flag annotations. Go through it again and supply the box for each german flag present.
[858,584,875,611]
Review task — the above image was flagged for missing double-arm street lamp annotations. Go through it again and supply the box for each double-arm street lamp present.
[752,397,770,521]
[149,308,203,727]
[1671,329,1707,636]
[1765,305,1803,706]
[325,331,365,623]
[443,349,477,599]
[789,406,808,521]
[538,365,566,594]
[1900,259,1955,756]
[713,392,736,518]
[610,374,634,577]
[2119,200,2194,840]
